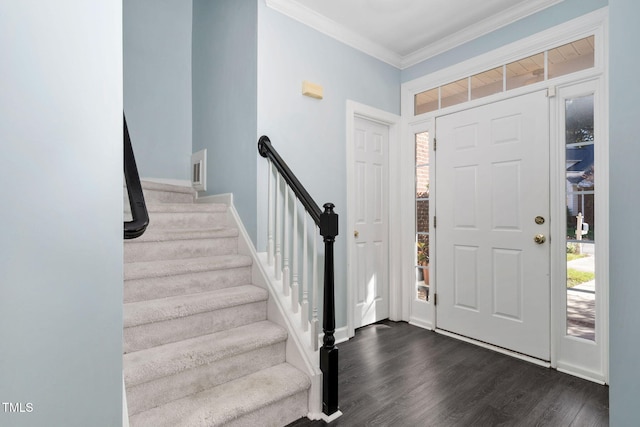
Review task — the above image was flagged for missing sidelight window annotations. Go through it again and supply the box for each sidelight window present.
[564,94,596,341]
[415,131,430,302]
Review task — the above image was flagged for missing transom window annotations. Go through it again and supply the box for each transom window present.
[414,35,595,115]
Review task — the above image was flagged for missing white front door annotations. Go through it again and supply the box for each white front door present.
[352,116,389,329]
[436,90,550,360]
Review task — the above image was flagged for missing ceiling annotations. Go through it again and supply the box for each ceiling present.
[266,0,564,69]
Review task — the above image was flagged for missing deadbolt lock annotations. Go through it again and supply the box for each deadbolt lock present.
[535,216,545,225]
[354,230,359,238]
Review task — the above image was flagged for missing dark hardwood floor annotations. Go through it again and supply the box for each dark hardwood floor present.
[287,320,608,427]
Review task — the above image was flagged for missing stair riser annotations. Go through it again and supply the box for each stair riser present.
[124,181,310,424]
[124,267,252,303]
[127,363,310,427]
[146,212,228,230]
[124,301,267,353]
[124,238,237,263]
[138,189,194,204]
[226,391,309,427]
[127,342,286,416]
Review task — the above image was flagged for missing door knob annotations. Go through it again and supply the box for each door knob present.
[534,234,546,244]
[354,230,359,238]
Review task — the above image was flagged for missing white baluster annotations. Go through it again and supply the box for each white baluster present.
[291,198,299,313]
[301,215,309,332]
[311,227,319,351]
[282,187,290,296]
[274,174,282,281]
[267,162,274,266]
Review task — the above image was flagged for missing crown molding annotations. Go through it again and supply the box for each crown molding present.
[265,0,403,68]
[400,0,565,68]
[266,0,565,70]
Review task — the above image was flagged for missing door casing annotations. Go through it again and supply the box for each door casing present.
[346,100,401,338]
[399,8,608,382]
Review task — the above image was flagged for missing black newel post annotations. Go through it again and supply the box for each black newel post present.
[320,203,339,416]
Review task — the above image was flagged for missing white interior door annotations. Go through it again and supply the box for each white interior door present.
[435,91,550,360]
[352,116,389,329]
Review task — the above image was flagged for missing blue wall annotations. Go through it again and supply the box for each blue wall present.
[402,0,608,82]
[0,1,123,425]
[124,0,193,181]
[192,0,258,242]
[257,1,401,327]
[609,0,640,424]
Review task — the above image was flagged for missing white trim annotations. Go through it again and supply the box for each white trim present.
[549,82,560,373]
[319,409,344,423]
[334,326,349,345]
[402,7,608,117]
[403,120,436,327]
[197,195,325,419]
[346,100,401,338]
[557,363,606,385]
[401,7,609,383]
[319,326,350,348]
[400,0,564,69]
[406,70,602,130]
[408,317,433,331]
[596,18,609,382]
[265,0,402,68]
[266,0,564,70]
[123,374,129,427]
[551,77,609,384]
[436,329,552,368]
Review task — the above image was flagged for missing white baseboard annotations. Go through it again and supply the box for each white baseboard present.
[318,326,350,347]
[199,195,324,416]
[123,374,129,427]
[409,317,434,330]
[320,410,343,423]
[556,362,607,385]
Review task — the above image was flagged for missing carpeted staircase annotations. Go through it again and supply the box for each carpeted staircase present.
[123,181,310,426]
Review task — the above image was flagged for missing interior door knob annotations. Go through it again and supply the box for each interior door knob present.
[354,230,359,238]
[534,234,546,244]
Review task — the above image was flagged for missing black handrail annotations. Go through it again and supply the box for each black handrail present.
[124,115,149,239]
[258,136,322,225]
[258,135,339,417]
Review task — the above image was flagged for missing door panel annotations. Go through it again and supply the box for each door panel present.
[353,117,389,328]
[436,91,550,360]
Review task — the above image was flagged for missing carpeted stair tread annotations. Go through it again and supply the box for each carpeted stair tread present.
[129,363,310,427]
[144,203,227,213]
[124,255,252,281]
[124,285,267,328]
[124,320,287,387]
[128,227,238,243]
[124,182,310,423]
[140,181,196,195]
